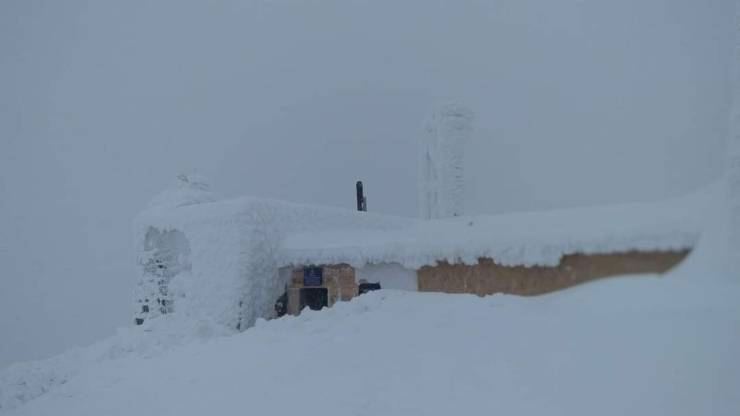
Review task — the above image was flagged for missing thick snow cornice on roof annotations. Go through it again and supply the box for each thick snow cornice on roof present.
[282,194,707,269]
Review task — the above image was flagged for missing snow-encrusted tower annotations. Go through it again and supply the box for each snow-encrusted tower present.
[730,123,740,265]
[419,102,475,219]
[728,5,740,271]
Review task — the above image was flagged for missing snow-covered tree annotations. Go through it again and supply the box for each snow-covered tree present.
[419,102,475,219]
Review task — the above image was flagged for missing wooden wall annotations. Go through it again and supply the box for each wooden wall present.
[417,250,690,296]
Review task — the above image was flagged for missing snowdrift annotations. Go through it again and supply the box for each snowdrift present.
[0,188,722,414]
[2,272,739,415]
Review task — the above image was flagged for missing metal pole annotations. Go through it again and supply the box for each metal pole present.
[356,181,367,212]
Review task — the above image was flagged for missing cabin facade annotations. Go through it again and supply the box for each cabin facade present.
[279,249,690,314]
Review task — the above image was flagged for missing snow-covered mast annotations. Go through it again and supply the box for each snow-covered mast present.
[728,4,740,270]
[419,102,475,219]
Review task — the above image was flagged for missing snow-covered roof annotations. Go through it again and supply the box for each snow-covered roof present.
[282,195,706,269]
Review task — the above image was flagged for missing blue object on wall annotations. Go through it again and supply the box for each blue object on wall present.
[303,267,323,286]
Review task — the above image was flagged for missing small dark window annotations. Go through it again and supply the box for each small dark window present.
[142,305,149,313]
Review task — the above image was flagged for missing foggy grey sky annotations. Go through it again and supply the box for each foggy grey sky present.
[0,0,735,369]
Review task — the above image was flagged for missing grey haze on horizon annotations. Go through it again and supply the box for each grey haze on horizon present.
[0,0,735,369]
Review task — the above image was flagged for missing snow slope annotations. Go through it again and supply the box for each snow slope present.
[2,265,738,415]
[1,187,732,415]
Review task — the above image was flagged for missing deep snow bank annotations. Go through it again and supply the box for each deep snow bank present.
[3,272,739,416]
[0,315,230,412]
[1,188,718,414]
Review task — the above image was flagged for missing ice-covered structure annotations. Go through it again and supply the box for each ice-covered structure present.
[418,102,475,219]
[727,14,740,269]
[135,192,413,331]
[134,178,706,332]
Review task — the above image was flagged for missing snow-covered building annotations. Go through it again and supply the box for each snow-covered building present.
[134,180,704,331]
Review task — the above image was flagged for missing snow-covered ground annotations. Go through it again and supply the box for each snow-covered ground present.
[1,183,736,415]
[2,252,738,415]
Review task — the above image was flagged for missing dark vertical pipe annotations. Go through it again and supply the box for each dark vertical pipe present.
[356,181,367,212]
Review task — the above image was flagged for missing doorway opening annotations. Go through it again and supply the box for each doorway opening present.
[299,288,328,311]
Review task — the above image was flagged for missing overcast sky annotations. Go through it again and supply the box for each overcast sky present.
[0,0,735,369]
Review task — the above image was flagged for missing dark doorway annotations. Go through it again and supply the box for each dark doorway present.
[299,288,328,311]
[274,291,288,318]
